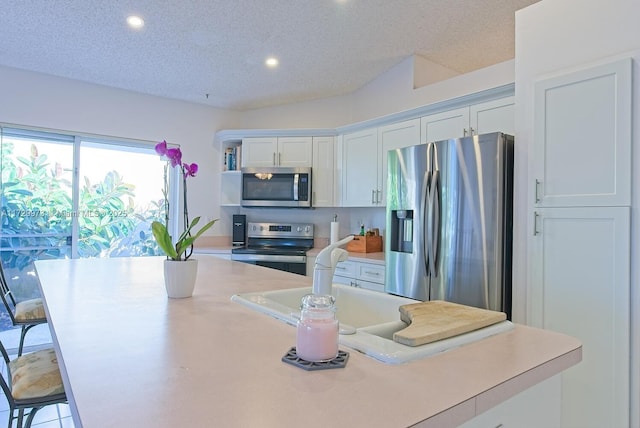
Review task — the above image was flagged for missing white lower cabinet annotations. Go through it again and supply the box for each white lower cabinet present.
[459,374,561,428]
[333,260,385,292]
[528,206,630,428]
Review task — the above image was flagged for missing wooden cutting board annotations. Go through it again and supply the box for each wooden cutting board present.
[393,300,507,347]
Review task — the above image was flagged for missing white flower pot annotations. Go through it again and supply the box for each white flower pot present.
[163,259,198,298]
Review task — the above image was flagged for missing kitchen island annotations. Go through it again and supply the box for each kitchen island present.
[35,256,581,428]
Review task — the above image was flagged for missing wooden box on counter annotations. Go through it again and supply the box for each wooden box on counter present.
[346,235,383,253]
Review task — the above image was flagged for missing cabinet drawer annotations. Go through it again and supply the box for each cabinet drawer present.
[333,261,357,277]
[355,279,385,293]
[356,263,385,284]
[332,275,354,286]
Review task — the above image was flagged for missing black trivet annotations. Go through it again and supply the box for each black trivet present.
[282,347,349,371]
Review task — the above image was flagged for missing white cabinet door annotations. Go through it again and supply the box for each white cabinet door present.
[470,96,515,136]
[529,206,630,428]
[420,106,469,143]
[312,136,335,207]
[533,58,632,207]
[242,136,312,167]
[341,128,380,206]
[378,119,420,205]
[241,137,278,167]
[277,136,313,167]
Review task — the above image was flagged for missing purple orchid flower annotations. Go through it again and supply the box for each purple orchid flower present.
[166,148,182,168]
[155,140,168,156]
[183,163,198,178]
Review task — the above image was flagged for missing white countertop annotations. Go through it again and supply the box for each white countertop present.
[35,256,581,428]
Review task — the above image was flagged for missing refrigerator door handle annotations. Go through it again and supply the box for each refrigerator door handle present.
[421,170,431,275]
[429,170,441,276]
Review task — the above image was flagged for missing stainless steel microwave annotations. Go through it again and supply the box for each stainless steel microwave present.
[240,167,312,208]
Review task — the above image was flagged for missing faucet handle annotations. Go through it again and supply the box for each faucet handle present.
[332,248,349,266]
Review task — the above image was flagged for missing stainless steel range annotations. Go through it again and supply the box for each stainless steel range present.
[231,222,314,276]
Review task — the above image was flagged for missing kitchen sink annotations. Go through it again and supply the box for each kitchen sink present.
[231,283,513,364]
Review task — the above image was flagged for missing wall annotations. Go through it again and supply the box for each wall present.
[514,0,640,424]
[239,57,516,129]
[0,65,242,236]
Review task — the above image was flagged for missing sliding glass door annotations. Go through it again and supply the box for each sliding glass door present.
[77,139,166,258]
[0,126,169,350]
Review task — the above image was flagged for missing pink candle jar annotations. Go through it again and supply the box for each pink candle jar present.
[296,294,339,362]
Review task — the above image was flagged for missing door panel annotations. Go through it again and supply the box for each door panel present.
[530,206,630,428]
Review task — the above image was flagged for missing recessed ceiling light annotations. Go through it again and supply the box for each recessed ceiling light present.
[126,15,145,29]
[265,57,279,68]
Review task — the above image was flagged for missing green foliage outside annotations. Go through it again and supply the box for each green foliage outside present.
[0,142,164,298]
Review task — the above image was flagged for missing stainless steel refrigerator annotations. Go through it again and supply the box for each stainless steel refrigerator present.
[385,132,514,318]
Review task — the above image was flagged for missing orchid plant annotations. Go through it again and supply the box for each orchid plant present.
[151,140,217,261]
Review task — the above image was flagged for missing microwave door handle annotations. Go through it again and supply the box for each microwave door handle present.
[293,173,299,201]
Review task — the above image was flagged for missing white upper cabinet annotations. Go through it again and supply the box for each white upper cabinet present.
[311,136,335,207]
[470,97,515,136]
[533,58,632,207]
[341,128,380,206]
[421,98,515,144]
[378,119,421,205]
[421,106,469,143]
[277,136,313,167]
[242,136,312,168]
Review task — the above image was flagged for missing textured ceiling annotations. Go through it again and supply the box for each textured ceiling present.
[0,0,539,111]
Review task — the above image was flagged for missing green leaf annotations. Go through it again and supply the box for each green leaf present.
[151,221,178,259]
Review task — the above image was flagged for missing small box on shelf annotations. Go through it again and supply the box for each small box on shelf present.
[346,235,383,253]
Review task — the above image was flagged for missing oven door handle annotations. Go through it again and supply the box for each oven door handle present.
[231,254,307,263]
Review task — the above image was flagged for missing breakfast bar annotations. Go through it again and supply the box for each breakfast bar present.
[35,256,581,428]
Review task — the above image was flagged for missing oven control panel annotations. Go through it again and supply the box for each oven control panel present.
[247,222,314,239]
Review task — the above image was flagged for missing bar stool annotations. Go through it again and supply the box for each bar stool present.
[0,339,67,428]
[0,262,48,356]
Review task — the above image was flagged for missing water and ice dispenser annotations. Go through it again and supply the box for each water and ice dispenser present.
[390,210,414,253]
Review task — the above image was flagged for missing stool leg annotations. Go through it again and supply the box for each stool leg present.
[18,325,27,356]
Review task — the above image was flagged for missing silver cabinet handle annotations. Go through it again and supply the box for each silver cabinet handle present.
[535,179,542,203]
[376,189,382,204]
[469,127,475,136]
[363,271,380,276]
[463,128,468,136]
[272,152,276,166]
[533,211,540,236]
[371,190,376,204]
[278,152,281,166]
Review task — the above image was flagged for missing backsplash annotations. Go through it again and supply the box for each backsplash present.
[220,206,386,242]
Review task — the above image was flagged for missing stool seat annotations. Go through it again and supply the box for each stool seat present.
[14,299,46,322]
[9,348,65,401]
